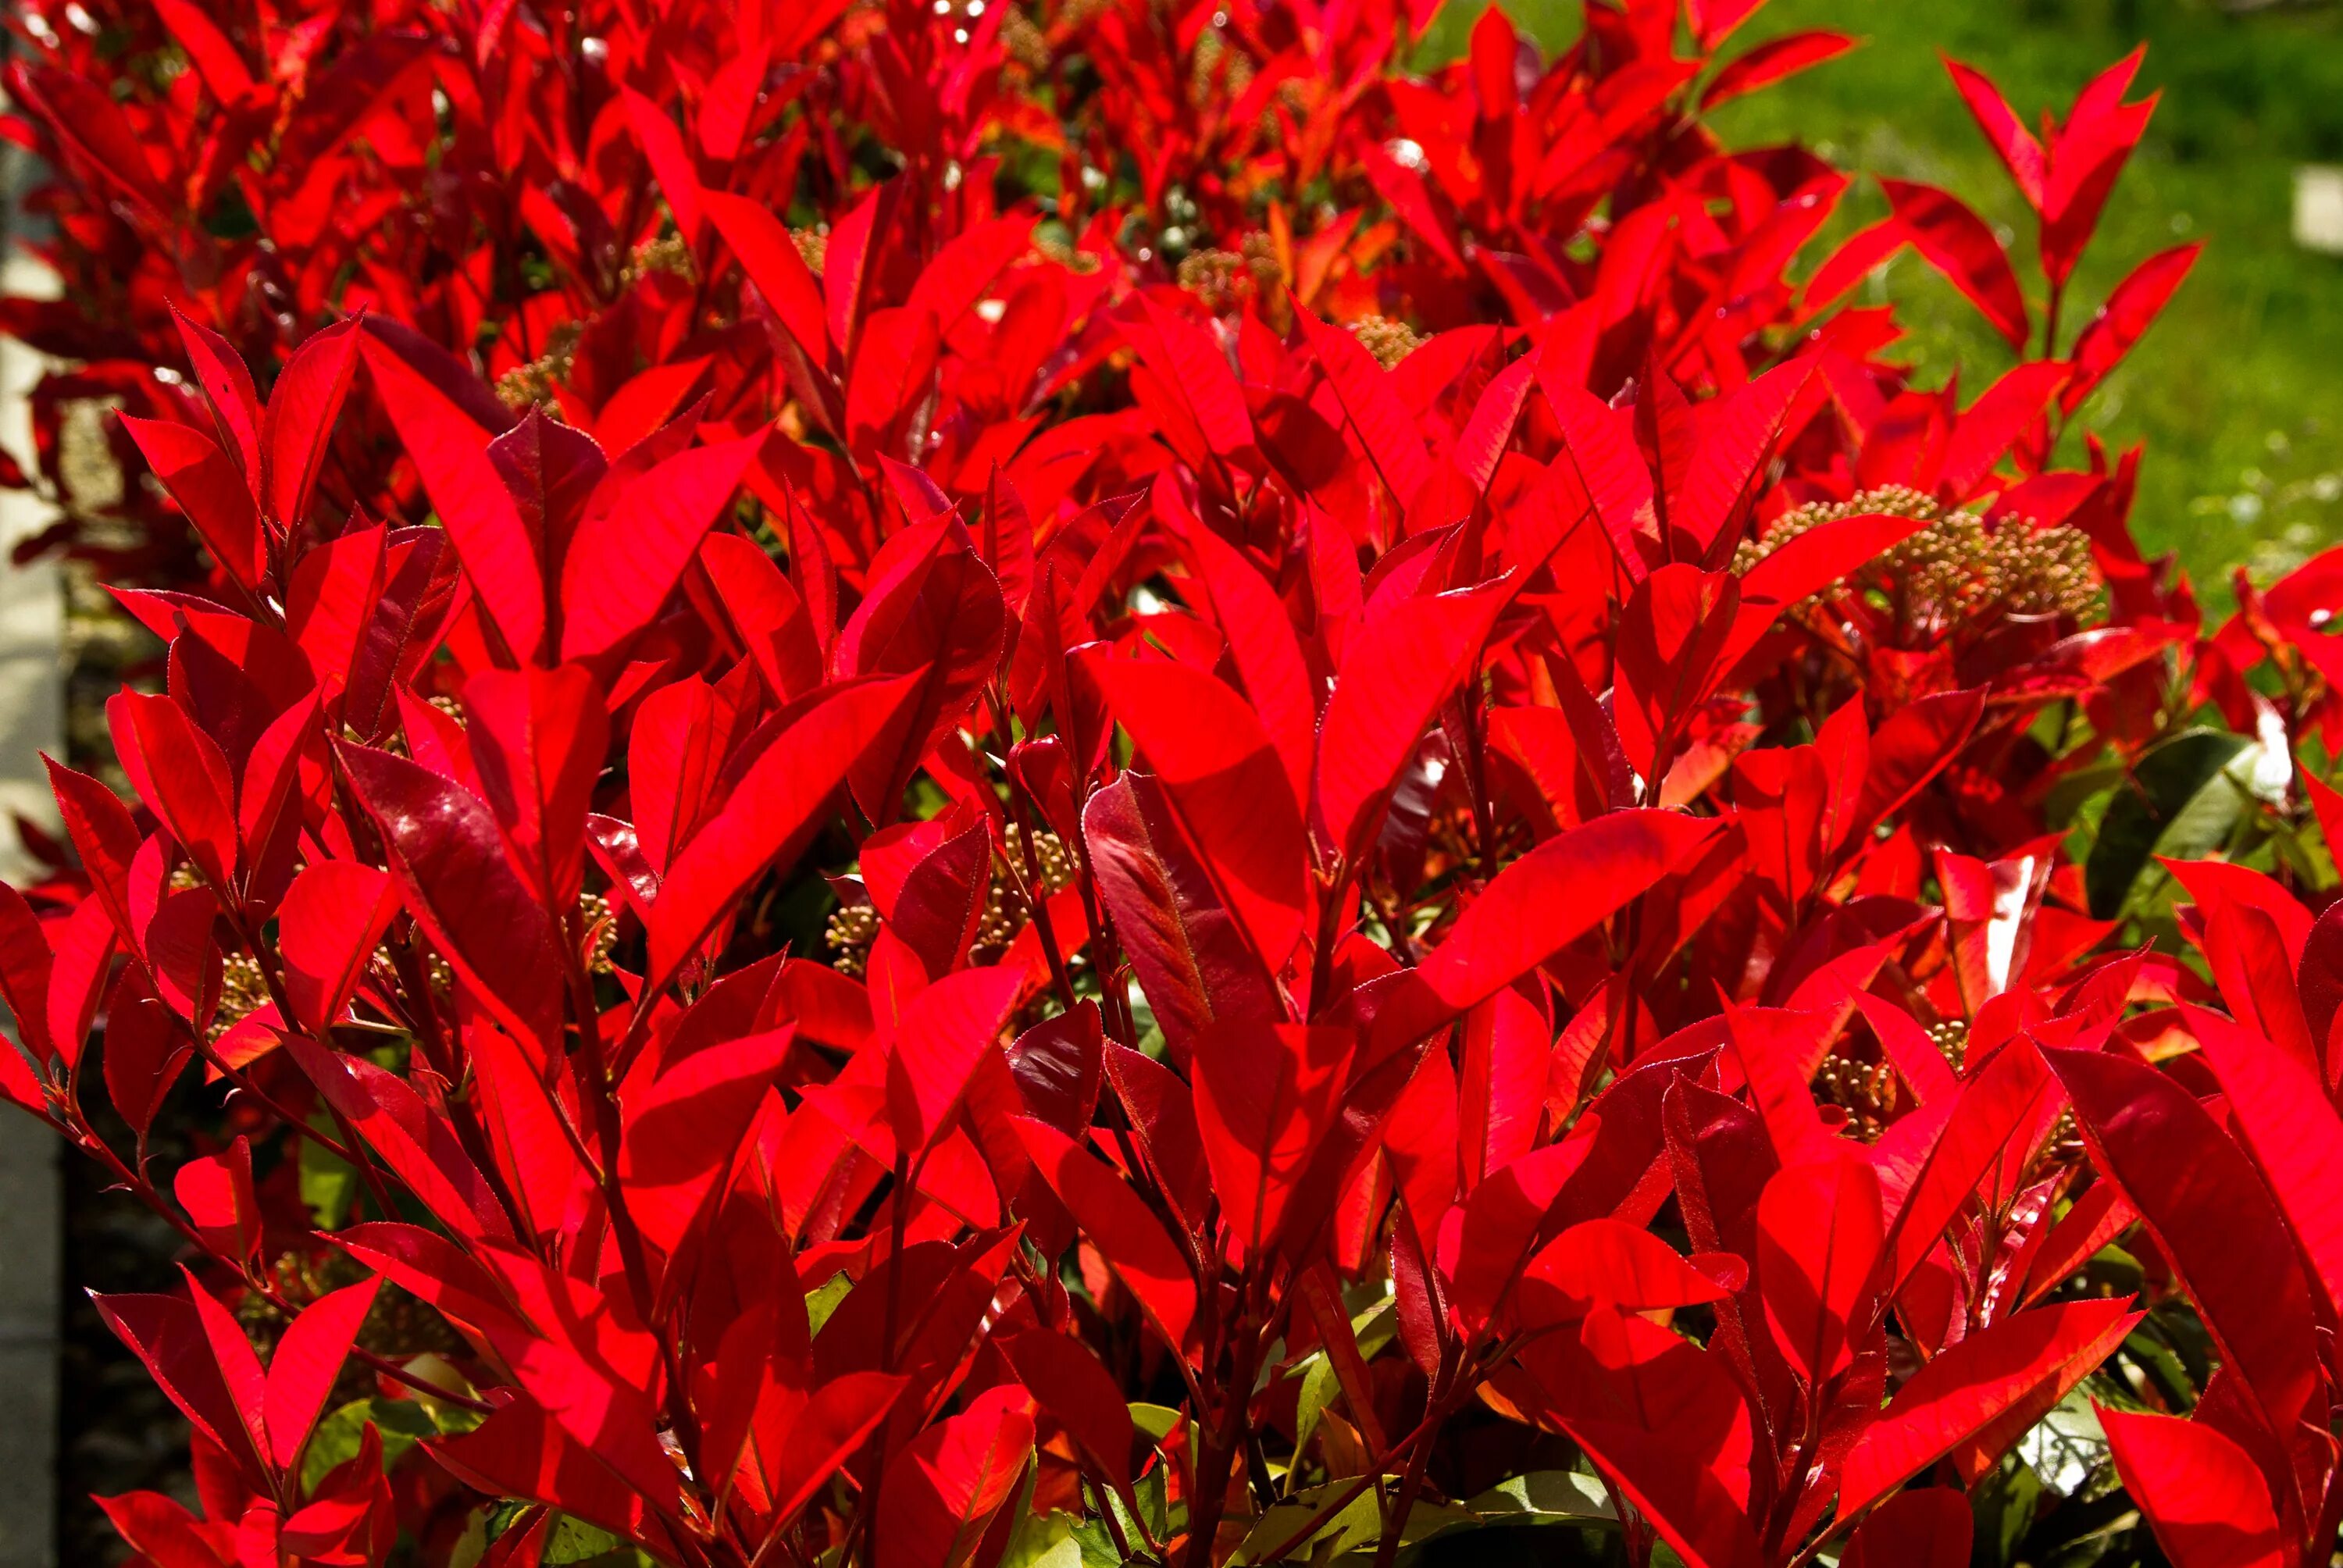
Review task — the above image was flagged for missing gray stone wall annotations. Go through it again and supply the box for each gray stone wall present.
[0,148,64,1568]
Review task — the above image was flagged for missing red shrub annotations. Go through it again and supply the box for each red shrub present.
[2,2,2337,1566]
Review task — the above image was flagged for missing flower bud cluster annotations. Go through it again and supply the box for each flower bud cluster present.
[1347,315,1422,369]
[1739,487,2099,629]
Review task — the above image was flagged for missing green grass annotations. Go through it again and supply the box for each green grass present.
[1428,0,2343,600]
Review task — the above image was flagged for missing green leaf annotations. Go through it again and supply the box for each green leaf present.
[1290,1356,1336,1481]
[1068,1516,1132,1567]
[2084,728,2255,918]
[301,1396,439,1493]
[1467,1470,1617,1526]
[1128,1402,1182,1442]
[1348,1295,1397,1360]
[300,1114,358,1230]
[1230,1480,1475,1564]
[448,1507,491,1568]
[1000,1513,1093,1568]
[804,1272,854,1336]
[540,1514,651,1566]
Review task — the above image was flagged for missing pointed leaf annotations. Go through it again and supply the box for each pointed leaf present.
[2099,1409,2284,1568]
[1838,1297,2138,1512]
[559,437,761,660]
[276,862,399,1037]
[2045,1047,2322,1446]
[338,743,565,1056]
[264,1278,382,1470]
[647,673,924,990]
[1086,656,1309,975]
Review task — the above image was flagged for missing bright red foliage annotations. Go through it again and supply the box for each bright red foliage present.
[5,1,2341,1566]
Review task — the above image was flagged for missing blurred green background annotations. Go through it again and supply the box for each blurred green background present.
[1426,0,2343,605]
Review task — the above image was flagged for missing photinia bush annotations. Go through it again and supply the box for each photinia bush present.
[5,2,2343,1566]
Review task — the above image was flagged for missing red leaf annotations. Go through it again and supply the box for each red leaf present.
[1801,218,1909,319]
[287,524,389,699]
[2063,243,2200,413]
[1700,31,1857,111]
[276,861,399,1037]
[1125,299,1252,464]
[102,973,190,1140]
[1086,655,1309,976]
[2186,1005,2343,1321]
[90,1292,260,1471]
[999,1331,1134,1494]
[1540,372,1656,579]
[2099,1409,2284,1568]
[705,191,830,362]
[358,323,540,661]
[1755,1148,1881,1386]
[461,664,609,910]
[330,1222,528,1339]
[1838,1297,2137,1512]
[95,1491,230,1568]
[338,743,565,1057]
[2169,864,2318,1079]
[2042,56,2156,287]
[1368,811,1717,1057]
[1885,1038,2058,1288]
[876,1384,1035,1568]
[886,967,1026,1153]
[1612,565,1742,782]
[906,216,1035,334]
[1841,1489,1971,1568]
[1458,982,1550,1191]
[263,1278,381,1470]
[1172,513,1315,809]
[1450,1132,1601,1325]
[1880,178,2031,351]
[0,880,55,1064]
[823,184,890,358]
[1015,1117,1196,1351]
[831,520,1006,822]
[558,437,762,660]
[626,674,736,876]
[620,1027,797,1259]
[109,693,238,890]
[1945,59,2048,209]
[174,1135,261,1265]
[119,415,265,589]
[9,64,171,223]
[169,304,263,484]
[619,87,704,241]
[763,1370,907,1523]
[1087,764,1293,1059]
[1518,1218,1733,1322]
[1739,510,1932,611]
[45,757,141,945]
[430,1392,659,1544]
[701,532,825,704]
[1525,1310,1761,1568]
[1191,1021,1354,1256]
[2045,1046,2323,1448]
[1314,581,1506,863]
[646,673,925,991]
[1938,360,2073,499]
[1853,689,1986,832]
[45,897,115,1069]
[1450,353,1539,494]
[262,319,362,531]
[1673,358,1812,553]
[289,1038,519,1244]
[1296,305,1433,507]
